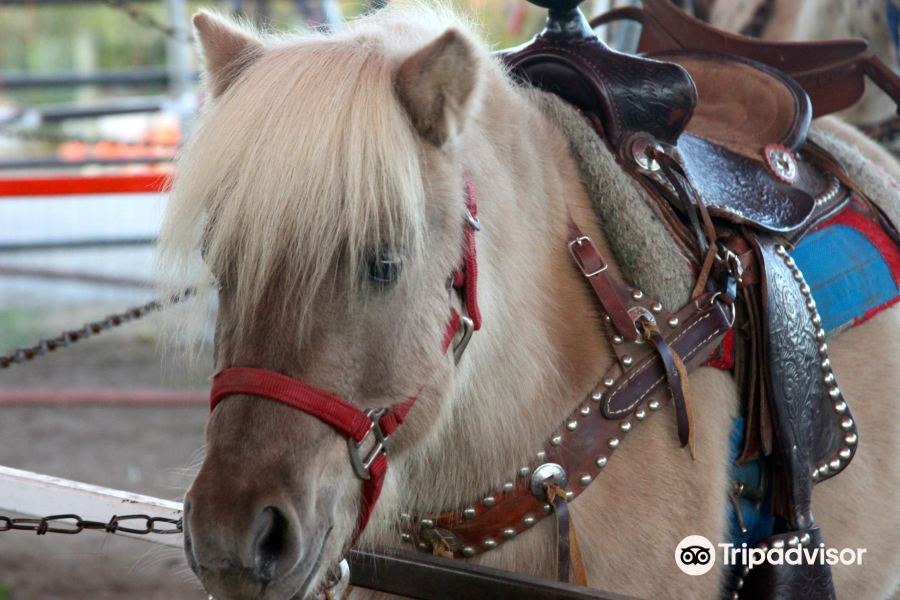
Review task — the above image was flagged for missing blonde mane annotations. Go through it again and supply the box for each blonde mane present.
[157,3,483,340]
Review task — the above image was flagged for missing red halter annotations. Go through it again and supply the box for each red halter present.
[209,175,481,540]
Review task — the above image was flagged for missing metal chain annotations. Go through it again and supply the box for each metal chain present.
[101,0,194,45]
[0,513,181,535]
[0,288,194,370]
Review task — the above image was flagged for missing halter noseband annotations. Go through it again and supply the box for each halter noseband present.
[209,175,481,540]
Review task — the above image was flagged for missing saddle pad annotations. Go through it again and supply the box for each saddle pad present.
[792,201,900,334]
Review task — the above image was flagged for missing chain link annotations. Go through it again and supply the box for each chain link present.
[101,0,193,45]
[0,288,194,370]
[0,513,182,536]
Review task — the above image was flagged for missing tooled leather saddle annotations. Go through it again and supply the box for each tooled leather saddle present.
[502,1,900,598]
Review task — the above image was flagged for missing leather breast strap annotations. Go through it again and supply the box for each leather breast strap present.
[404,219,733,565]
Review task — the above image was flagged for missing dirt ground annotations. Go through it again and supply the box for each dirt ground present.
[0,304,213,599]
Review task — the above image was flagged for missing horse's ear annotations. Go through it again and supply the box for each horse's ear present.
[193,11,264,98]
[395,29,481,147]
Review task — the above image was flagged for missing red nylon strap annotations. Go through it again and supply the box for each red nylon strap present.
[210,367,376,441]
[455,175,482,330]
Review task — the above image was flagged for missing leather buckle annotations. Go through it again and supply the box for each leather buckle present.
[348,408,389,481]
[568,236,608,277]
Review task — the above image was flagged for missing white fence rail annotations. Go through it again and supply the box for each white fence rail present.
[0,464,182,547]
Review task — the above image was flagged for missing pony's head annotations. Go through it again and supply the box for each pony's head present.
[159,5,498,599]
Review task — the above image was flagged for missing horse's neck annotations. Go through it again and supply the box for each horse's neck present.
[379,82,618,528]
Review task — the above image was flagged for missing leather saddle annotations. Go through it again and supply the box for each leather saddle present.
[502,1,900,597]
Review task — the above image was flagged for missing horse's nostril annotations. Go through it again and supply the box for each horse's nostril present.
[252,505,291,582]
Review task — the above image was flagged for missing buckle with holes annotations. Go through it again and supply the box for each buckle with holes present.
[348,408,389,481]
[568,236,608,277]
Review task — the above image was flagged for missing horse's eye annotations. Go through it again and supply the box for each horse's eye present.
[366,250,402,285]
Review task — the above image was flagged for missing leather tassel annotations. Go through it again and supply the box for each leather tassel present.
[643,321,695,458]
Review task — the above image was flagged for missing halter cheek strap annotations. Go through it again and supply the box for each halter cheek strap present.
[208,176,480,542]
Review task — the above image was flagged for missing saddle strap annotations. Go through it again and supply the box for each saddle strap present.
[736,528,836,600]
[549,487,588,587]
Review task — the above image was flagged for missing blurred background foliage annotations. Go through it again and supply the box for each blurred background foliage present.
[0,0,547,107]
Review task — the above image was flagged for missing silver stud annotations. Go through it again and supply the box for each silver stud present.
[818,463,830,476]
[841,417,854,430]
[591,391,603,402]
[502,482,514,493]
[800,533,811,546]
[420,519,435,528]
[566,420,578,431]
[773,539,785,550]
[818,342,828,355]
[542,504,552,514]
[565,491,575,501]
[807,298,817,310]
[668,317,679,327]
[793,271,804,282]
[845,433,858,445]
[829,458,841,471]
[523,516,536,527]
[620,421,632,432]
[400,513,411,525]
[829,387,841,399]
[400,533,412,543]
[785,256,796,268]
[635,409,647,420]
[518,466,531,478]
[812,468,820,481]
[604,314,611,322]
[551,435,563,446]
[462,546,476,557]
[502,528,516,539]
[536,451,547,461]
[483,539,497,549]
[775,245,787,255]
[579,405,591,416]
[823,372,835,384]
[651,302,663,313]
[820,358,830,369]
[812,314,822,326]
[596,456,608,469]
[463,508,476,519]
[834,401,847,413]
[788,536,800,547]
[839,447,851,460]
[418,541,429,551]
[580,474,592,485]
[483,496,496,507]
[649,399,661,411]
[816,329,826,341]
[742,566,751,577]
[612,335,624,345]
[632,290,644,300]
[604,377,615,387]
[622,355,633,367]
[608,438,620,449]
[800,283,811,296]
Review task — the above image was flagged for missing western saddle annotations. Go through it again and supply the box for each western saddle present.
[501,1,900,597]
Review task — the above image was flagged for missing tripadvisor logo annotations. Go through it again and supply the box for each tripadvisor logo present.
[675,535,716,576]
[675,535,867,576]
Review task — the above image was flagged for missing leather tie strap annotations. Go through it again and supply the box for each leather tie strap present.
[642,320,694,456]
[567,220,640,341]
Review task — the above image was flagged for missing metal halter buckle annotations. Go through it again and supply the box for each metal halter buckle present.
[348,408,390,481]
[453,315,475,365]
[568,236,608,277]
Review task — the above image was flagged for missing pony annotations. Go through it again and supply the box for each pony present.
[158,4,900,599]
